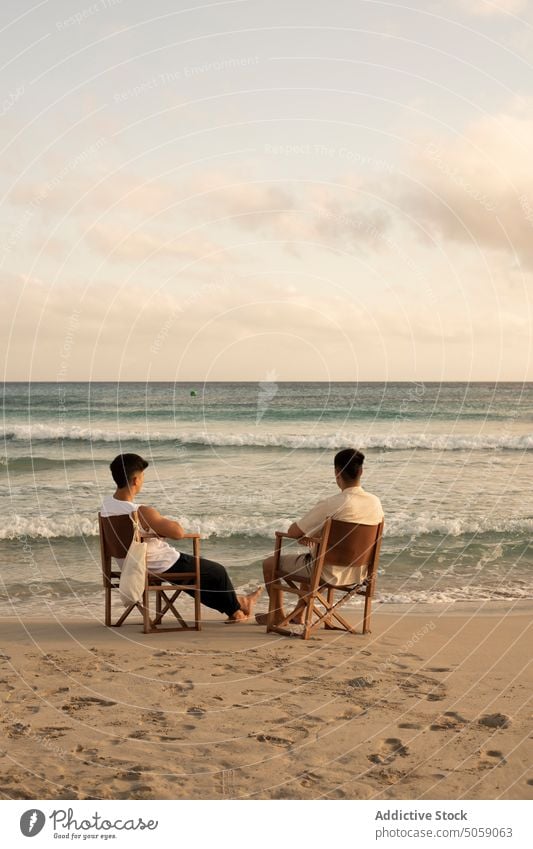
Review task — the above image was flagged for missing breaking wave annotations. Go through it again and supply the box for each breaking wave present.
[2,425,532,452]
[1,513,532,541]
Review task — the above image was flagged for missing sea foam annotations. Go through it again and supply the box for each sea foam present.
[2,425,532,451]
[1,512,532,541]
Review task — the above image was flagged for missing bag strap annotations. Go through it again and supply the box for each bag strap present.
[130,510,144,543]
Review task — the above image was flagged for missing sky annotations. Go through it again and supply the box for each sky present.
[1,0,532,381]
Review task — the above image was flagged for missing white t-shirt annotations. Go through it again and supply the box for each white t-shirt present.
[297,486,384,586]
[100,495,179,574]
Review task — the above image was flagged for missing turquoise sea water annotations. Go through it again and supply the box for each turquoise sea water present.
[1,381,532,616]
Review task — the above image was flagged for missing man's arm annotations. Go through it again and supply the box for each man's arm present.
[290,495,333,543]
[138,505,185,540]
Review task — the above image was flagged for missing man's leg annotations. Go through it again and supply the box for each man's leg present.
[163,554,261,621]
[258,552,312,626]
[259,554,287,625]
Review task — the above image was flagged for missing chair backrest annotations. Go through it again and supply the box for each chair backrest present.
[321,519,383,570]
[98,512,137,586]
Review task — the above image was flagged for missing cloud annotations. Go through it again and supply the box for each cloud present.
[395,99,533,267]
[184,170,392,253]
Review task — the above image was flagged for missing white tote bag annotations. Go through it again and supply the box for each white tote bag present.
[119,512,147,607]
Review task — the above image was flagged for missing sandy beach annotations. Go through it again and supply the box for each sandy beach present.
[0,604,531,801]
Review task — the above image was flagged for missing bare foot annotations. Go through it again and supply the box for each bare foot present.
[225,587,263,623]
[225,609,248,623]
[255,611,291,626]
[255,602,306,626]
[237,587,263,616]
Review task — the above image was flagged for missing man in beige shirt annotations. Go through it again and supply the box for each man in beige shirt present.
[257,448,384,626]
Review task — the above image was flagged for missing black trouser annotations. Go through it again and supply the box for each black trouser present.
[161,553,241,617]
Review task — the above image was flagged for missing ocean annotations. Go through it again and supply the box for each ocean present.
[1,381,532,617]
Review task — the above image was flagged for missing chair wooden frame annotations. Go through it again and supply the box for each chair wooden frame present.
[267,518,384,640]
[98,512,201,634]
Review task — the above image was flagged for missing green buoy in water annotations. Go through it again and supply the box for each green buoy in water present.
[190,390,197,397]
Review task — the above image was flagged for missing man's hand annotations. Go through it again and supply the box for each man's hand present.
[286,522,305,539]
[297,536,315,547]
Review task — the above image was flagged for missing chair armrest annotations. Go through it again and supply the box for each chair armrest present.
[275,531,321,544]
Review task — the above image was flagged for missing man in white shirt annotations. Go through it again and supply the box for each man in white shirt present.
[257,448,384,626]
[101,453,262,623]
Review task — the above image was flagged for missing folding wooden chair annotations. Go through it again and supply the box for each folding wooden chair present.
[98,512,201,633]
[267,518,384,640]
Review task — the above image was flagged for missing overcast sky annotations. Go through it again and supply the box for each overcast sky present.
[1,0,532,381]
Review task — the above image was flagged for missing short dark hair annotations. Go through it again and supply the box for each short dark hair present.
[109,453,148,488]
[334,448,365,482]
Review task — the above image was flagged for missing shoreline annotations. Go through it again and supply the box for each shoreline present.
[0,607,531,800]
[1,597,531,622]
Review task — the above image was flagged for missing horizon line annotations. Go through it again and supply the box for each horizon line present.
[3,380,532,385]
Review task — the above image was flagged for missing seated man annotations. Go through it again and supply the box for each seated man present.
[101,453,262,623]
[258,448,384,626]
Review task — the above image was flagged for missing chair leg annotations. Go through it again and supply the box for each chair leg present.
[143,588,151,634]
[302,591,315,640]
[324,587,335,629]
[193,537,201,631]
[104,586,111,626]
[362,591,372,634]
[194,588,201,631]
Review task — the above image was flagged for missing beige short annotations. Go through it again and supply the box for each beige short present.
[278,552,313,579]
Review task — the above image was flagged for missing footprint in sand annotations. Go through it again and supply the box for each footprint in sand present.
[7,722,31,738]
[300,770,322,787]
[116,769,144,781]
[62,696,116,713]
[398,721,422,729]
[479,749,507,768]
[38,726,72,738]
[187,706,205,718]
[162,681,193,695]
[478,713,511,729]
[430,711,468,731]
[255,733,291,747]
[368,737,409,764]
[398,672,446,702]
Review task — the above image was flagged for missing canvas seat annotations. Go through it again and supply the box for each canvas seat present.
[267,518,384,640]
[98,512,201,633]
